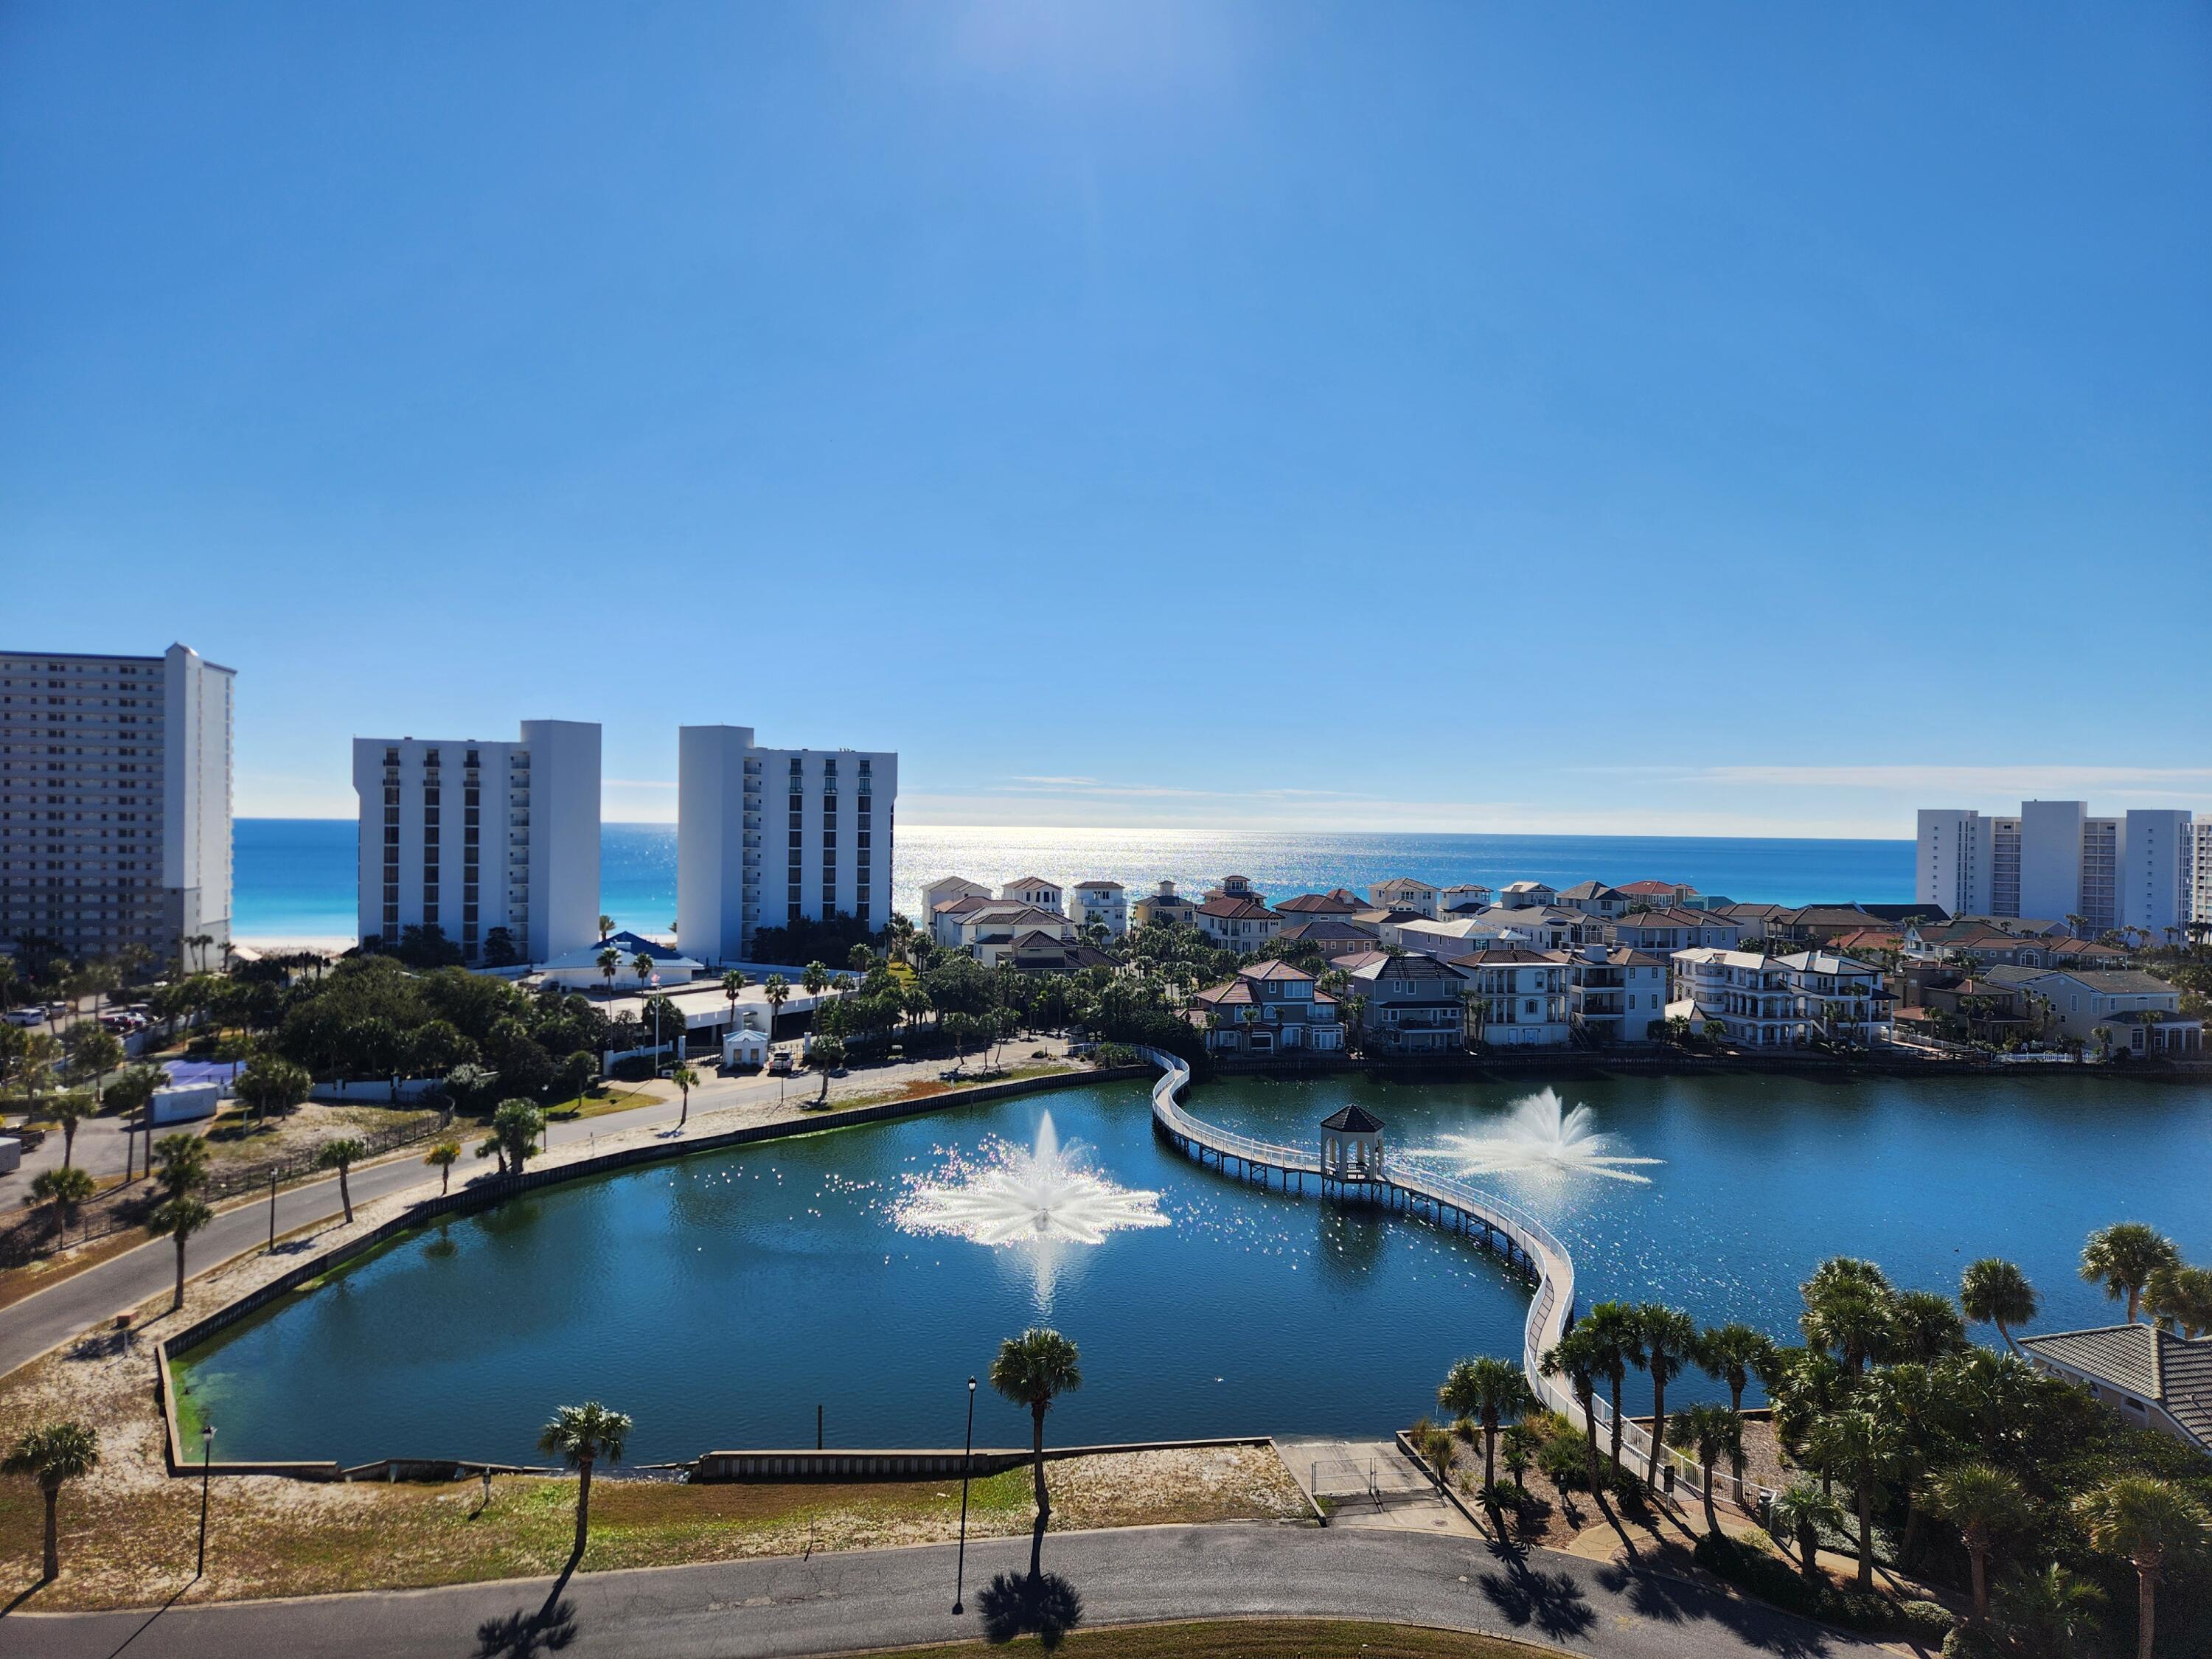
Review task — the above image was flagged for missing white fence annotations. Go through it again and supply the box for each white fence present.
[311,1077,447,1103]
[1138,1047,1771,1517]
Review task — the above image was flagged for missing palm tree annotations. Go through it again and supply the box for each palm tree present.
[1437,1355,1533,1498]
[1500,1424,1536,1495]
[1766,1480,1846,1579]
[597,914,614,942]
[316,1137,368,1224]
[764,974,790,1031]
[721,969,748,1034]
[1806,1408,1899,1588]
[1582,1303,1637,1478]
[49,1096,86,1172]
[1890,1289,1967,1361]
[801,960,830,998]
[150,1194,214,1312]
[2091,1023,2113,1059]
[990,1327,1082,1580]
[597,948,619,998]
[2080,1222,2180,1324]
[670,1062,697,1130]
[1997,1562,2106,1658]
[1631,1304,1697,1487]
[1960,1258,2040,1354]
[2073,1475,2211,1659]
[1670,1402,1741,1535]
[2145,1263,2212,1338]
[425,1139,462,1194]
[538,1402,633,1571]
[4,1421,99,1582]
[31,1165,97,1234]
[1540,1328,1605,1498]
[1927,1462,2028,1627]
[153,1130,209,1199]
[1690,1322,1775,1416]
[1803,1283,1894,1376]
[631,950,655,990]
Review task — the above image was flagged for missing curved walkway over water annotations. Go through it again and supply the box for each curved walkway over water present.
[1141,1049,1765,1511]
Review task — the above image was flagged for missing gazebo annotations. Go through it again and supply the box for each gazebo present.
[1319,1104,1385,1182]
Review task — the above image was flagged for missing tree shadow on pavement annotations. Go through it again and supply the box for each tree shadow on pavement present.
[1593,1562,1840,1658]
[1476,1540,1596,1644]
[473,1598,578,1658]
[977,1571,1083,1648]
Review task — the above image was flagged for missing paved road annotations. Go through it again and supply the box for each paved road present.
[1,1521,1892,1658]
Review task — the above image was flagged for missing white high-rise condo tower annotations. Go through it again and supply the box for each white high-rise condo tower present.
[678,725,897,965]
[1917,799,2193,937]
[0,643,234,968]
[352,721,599,965]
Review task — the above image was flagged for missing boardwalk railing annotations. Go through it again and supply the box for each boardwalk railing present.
[1138,1048,1770,1515]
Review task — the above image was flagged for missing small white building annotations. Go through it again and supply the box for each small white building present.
[1370,877,1439,919]
[1496,880,1557,911]
[1066,880,1127,937]
[1438,883,1493,914]
[540,930,702,991]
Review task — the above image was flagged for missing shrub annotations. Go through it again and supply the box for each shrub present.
[1538,1430,1590,1490]
[1895,1600,1956,1645]
[1692,1534,1952,1641]
[1938,1625,2003,1659]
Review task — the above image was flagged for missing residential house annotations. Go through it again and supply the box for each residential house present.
[1451,947,1570,1048]
[1607,907,1745,960]
[1978,967,2202,1055]
[1557,880,1627,919]
[1277,889,1366,919]
[999,875,1065,914]
[1475,904,1602,951]
[929,891,998,949]
[1130,879,1200,931]
[1438,883,1493,914]
[922,874,990,918]
[1274,916,1380,959]
[1203,874,1267,905]
[2020,1326,2212,1458]
[1764,905,1894,946]
[1332,949,1466,1055]
[1391,915,1498,959]
[1496,880,1557,910]
[1006,930,1118,974]
[1908,920,2131,971]
[1672,948,1893,1048]
[1561,945,1667,1046]
[1067,880,1128,938]
[946,902,1076,967]
[1714,902,1790,945]
[1196,894,1283,954]
[1189,961,1343,1054]
[1370,877,1439,918]
[1618,879,1699,910]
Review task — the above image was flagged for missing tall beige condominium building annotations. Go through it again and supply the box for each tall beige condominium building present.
[0,643,234,968]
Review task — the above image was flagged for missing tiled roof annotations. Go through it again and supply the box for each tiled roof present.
[1276,918,1377,943]
[1618,880,1691,898]
[932,893,996,916]
[1321,1103,1385,1133]
[2022,1325,2212,1449]
[1276,892,1360,914]
[1198,897,1277,919]
[1450,947,1557,966]
[1004,876,1058,890]
[1070,879,1124,891]
[1557,880,1623,901]
[1241,959,1315,982]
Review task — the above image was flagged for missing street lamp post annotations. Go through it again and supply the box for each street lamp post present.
[953,1376,977,1614]
[196,1422,215,1577]
[267,1172,278,1250]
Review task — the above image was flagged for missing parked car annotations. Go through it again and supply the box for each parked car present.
[768,1051,795,1076]
[44,1001,70,1017]
[4,1008,44,1028]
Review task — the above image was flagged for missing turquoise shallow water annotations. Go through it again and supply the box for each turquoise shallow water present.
[233,818,1913,940]
[175,1071,2211,1467]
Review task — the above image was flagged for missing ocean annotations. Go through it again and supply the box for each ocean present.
[232,819,1914,945]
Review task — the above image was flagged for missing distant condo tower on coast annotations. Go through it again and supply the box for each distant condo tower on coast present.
[1916,801,2195,938]
[0,642,234,968]
[678,725,897,965]
[351,721,600,965]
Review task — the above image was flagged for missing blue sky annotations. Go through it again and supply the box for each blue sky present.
[4,2,2206,835]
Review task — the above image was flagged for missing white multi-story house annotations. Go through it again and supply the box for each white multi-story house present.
[1672,947,1892,1048]
[1000,875,1065,914]
[922,875,990,925]
[1561,945,1667,1046]
[1196,894,1281,953]
[1607,907,1744,960]
[1067,879,1127,937]
[1,644,234,967]
[1452,947,1570,1048]
[1203,874,1267,905]
[1371,877,1438,918]
[928,890,997,949]
[352,721,599,966]
[677,726,897,964]
[1918,802,2193,939]
[946,902,1075,967]
[1438,883,1492,914]
[1496,880,1557,910]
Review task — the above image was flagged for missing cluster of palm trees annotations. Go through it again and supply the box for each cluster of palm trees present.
[2080,1220,2212,1338]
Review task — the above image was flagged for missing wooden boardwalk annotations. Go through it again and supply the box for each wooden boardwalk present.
[1139,1048,1768,1513]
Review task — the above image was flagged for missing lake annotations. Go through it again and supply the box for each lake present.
[173,1069,2212,1468]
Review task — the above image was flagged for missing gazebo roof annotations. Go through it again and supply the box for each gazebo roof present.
[1319,1104,1385,1134]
